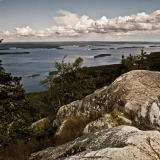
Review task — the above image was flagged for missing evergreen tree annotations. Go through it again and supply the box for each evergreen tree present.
[120,48,149,74]
[40,57,97,114]
[0,60,33,145]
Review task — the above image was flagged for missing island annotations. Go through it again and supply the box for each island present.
[79,45,87,47]
[94,45,107,46]
[0,52,30,55]
[91,48,107,50]
[117,46,141,49]
[28,74,40,77]
[149,46,160,47]
[55,47,64,49]
[94,54,111,58]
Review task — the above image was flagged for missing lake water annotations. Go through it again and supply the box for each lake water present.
[0,42,160,93]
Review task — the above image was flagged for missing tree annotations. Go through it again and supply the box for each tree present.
[120,48,149,74]
[41,56,84,89]
[121,54,137,72]
[54,56,83,76]
[0,60,33,145]
[136,47,149,70]
[40,57,96,114]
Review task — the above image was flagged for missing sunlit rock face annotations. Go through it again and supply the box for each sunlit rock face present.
[54,70,160,133]
[106,70,160,130]
[30,125,160,160]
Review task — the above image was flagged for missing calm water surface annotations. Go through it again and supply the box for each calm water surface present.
[0,42,160,92]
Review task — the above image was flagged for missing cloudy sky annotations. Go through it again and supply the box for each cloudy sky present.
[1,0,160,42]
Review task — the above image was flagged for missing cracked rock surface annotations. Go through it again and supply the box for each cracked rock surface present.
[30,125,160,160]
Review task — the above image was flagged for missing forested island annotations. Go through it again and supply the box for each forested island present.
[0,52,29,55]
[94,53,111,58]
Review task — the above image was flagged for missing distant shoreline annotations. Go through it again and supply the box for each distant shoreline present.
[0,52,29,55]
[1,41,160,50]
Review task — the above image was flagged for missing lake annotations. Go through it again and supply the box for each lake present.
[0,42,160,93]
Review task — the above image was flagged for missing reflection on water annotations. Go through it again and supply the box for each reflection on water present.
[0,42,160,93]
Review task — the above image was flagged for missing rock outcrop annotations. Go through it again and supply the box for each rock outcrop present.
[53,86,108,134]
[53,70,160,133]
[106,70,160,130]
[30,125,160,160]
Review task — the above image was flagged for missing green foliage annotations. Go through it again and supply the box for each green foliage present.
[0,60,57,159]
[40,56,84,88]
[146,52,160,71]
[41,57,87,110]
[0,60,33,145]
[25,92,51,121]
[120,47,149,74]
[55,55,83,75]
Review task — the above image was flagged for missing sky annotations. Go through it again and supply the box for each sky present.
[1,0,160,42]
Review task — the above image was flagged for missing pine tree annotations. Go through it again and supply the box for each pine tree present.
[0,60,33,145]
[120,48,149,74]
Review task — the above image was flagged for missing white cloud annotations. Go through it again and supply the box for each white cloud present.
[3,10,160,41]
[53,10,94,34]
[14,26,35,36]
[3,31,14,37]
[89,10,160,33]
[54,10,79,26]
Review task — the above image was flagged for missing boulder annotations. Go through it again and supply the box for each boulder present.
[53,70,160,132]
[30,125,160,160]
[31,118,50,133]
[53,86,108,130]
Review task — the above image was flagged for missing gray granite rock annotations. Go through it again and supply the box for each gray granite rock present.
[106,70,160,130]
[30,125,160,160]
